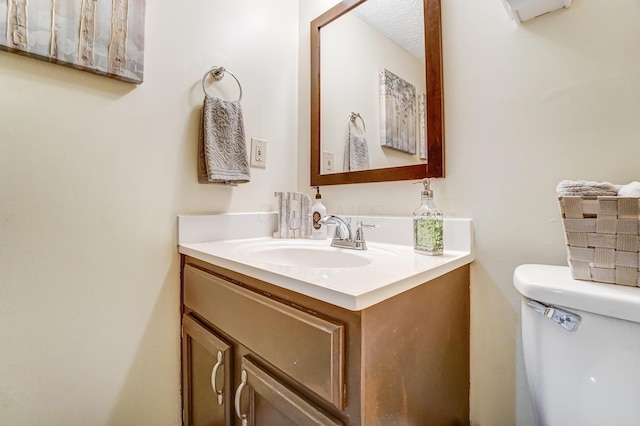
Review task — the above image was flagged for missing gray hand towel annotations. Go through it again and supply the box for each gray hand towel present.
[344,131,370,172]
[198,95,250,185]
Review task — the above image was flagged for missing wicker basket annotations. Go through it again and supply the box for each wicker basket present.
[558,196,640,286]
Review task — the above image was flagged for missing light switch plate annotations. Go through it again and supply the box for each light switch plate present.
[250,138,267,168]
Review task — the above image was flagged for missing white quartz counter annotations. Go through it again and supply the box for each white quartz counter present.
[178,213,474,311]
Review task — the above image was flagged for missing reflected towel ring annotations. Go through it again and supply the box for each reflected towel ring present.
[202,66,243,102]
[348,112,366,137]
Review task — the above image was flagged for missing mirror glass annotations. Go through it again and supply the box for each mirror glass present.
[311,0,443,186]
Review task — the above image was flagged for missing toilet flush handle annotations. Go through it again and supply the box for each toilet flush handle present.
[526,299,581,332]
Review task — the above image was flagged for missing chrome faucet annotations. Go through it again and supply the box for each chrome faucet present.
[319,215,376,250]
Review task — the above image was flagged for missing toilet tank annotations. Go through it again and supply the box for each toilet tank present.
[514,264,640,426]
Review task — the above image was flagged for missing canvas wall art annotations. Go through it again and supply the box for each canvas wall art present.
[379,68,416,155]
[0,0,145,84]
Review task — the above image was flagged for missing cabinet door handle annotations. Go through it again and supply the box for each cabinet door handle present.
[210,350,224,405]
[234,370,248,426]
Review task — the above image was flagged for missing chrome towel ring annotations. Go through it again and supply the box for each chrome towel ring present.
[348,112,366,137]
[202,66,243,102]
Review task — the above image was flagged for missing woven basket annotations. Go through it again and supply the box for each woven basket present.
[558,196,640,287]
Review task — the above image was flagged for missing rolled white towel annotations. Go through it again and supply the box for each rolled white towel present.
[556,180,621,197]
[618,181,640,197]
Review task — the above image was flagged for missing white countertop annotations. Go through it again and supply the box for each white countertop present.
[178,213,474,311]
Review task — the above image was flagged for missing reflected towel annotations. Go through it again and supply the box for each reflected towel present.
[344,131,370,171]
[198,95,250,185]
[556,180,621,197]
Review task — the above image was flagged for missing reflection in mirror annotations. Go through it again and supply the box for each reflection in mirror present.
[311,0,443,186]
[321,0,426,174]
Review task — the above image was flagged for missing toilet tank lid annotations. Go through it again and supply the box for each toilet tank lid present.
[514,264,640,324]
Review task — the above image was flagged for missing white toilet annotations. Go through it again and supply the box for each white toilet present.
[514,264,640,426]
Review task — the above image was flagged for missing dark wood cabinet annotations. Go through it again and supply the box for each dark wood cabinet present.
[181,256,470,425]
[182,314,233,426]
[235,356,343,426]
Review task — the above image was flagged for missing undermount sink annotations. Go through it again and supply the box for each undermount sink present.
[235,241,372,268]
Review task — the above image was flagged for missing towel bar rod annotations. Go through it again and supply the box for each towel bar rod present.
[202,66,243,102]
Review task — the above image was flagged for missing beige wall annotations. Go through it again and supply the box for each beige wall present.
[299,0,640,425]
[0,0,298,424]
[3,0,640,424]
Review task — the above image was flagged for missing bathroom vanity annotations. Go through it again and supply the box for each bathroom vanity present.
[178,214,474,425]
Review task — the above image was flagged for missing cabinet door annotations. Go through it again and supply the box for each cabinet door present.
[233,357,343,426]
[182,314,233,426]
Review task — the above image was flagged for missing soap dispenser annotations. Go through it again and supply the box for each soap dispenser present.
[311,186,328,240]
[413,178,443,255]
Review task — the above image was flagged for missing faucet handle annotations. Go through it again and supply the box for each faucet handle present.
[333,218,351,240]
[355,222,377,242]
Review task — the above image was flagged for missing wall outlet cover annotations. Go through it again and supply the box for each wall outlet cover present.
[323,151,334,173]
[250,138,267,168]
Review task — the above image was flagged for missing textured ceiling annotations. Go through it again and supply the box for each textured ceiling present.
[352,0,425,64]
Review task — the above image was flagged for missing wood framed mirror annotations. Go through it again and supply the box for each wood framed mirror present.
[310,0,443,186]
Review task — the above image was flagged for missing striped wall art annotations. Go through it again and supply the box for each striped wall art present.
[1,0,145,84]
